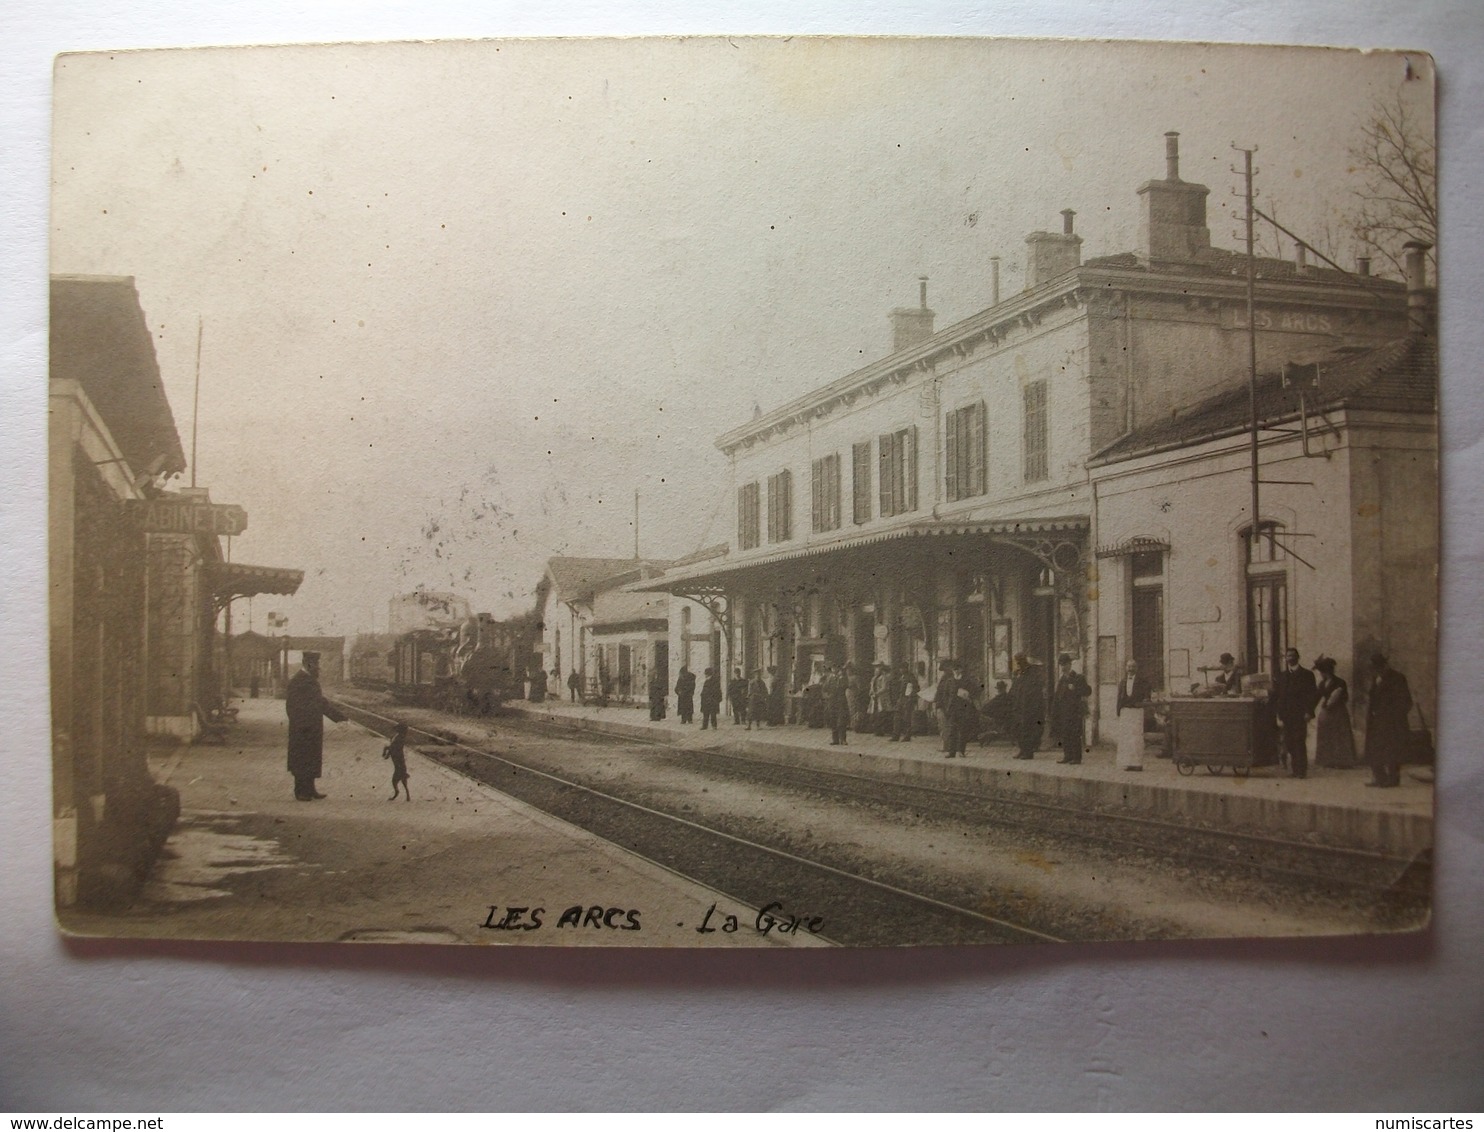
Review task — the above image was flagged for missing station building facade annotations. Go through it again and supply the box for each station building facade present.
[642,134,1415,736]
[50,275,188,906]
[1089,283,1437,737]
[51,274,307,907]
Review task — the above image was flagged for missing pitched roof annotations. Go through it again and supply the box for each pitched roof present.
[545,556,671,602]
[1091,333,1437,465]
[51,275,187,477]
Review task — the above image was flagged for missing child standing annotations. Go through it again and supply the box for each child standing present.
[383,722,411,801]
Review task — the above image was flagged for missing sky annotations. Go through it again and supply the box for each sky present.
[49,37,1433,636]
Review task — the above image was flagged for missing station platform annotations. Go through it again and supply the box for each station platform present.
[504,695,1433,858]
[56,696,826,948]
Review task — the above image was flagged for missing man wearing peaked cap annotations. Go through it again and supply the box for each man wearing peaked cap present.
[286,651,347,801]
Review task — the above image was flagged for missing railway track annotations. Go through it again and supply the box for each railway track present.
[334,699,1069,946]
[662,745,1431,908]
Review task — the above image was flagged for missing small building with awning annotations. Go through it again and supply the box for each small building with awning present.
[143,493,304,738]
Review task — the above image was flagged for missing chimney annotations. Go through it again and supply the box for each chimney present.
[1403,240,1434,334]
[889,276,936,351]
[1357,255,1371,277]
[990,256,1001,306]
[1137,131,1212,266]
[1024,209,1083,289]
[1295,242,1310,275]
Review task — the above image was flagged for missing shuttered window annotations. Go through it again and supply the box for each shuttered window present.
[852,441,872,524]
[945,400,988,501]
[1023,380,1048,483]
[811,453,842,533]
[767,469,793,543]
[737,482,760,550]
[878,425,919,518]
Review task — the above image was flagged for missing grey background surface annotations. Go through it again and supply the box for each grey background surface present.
[3,0,1481,1112]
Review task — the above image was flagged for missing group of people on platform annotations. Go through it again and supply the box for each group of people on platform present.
[1188,647,1419,786]
[537,645,1421,788]
[1215,647,1417,787]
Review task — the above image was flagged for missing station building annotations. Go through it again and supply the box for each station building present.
[538,557,672,702]
[50,275,188,906]
[1089,246,1437,732]
[641,134,1419,736]
[50,274,307,906]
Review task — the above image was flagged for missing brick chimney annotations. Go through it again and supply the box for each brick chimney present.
[1137,131,1212,266]
[1404,240,1435,334]
[1024,209,1083,289]
[889,276,936,351]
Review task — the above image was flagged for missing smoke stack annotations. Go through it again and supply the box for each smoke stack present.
[1295,242,1309,274]
[1357,255,1371,277]
[1403,240,1434,334]
[990,256,1001,306]
[889,278,936,351]
[1138,131,1211,265]
[1024,210,1083,288]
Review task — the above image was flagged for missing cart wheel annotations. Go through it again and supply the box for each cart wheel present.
[1233,765,1251,779]
[1176,760,1194,776]
[1206,765,1224,776]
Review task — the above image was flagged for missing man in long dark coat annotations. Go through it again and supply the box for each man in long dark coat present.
[1273,647,1319,779]
[286,652,346,801]
[1050,653,1092,765]
[698,667,722,730]
[647,666,666,720]
[1010,654,1046,760]
[675,665,697,724]
[1364,653,1413,788]
[728,668,748,726]
[824,665,850,745]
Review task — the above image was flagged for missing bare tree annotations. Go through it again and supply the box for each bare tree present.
[1348,92,1437,278]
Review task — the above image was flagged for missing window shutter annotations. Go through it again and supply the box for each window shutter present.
[853,442,871,524]
[945,411,959,502]
[907,425,919,511]
[811,460,822,533]
[879,433,894,517]
[831,455,841,529]
[971,400,987,496]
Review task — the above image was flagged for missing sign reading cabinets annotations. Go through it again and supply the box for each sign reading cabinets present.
[126,500,248,536]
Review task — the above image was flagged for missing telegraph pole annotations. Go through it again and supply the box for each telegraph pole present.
[190,315,203,488]
[1235,145,1262,557]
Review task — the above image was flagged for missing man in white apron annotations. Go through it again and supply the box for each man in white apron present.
[1115,659,1152,771]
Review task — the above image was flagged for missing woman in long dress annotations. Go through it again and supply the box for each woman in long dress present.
[1313,656,1358,769]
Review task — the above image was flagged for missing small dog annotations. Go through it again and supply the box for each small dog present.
[383,722,411,801]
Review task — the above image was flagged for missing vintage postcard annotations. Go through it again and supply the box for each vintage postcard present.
[49,37,1436,947]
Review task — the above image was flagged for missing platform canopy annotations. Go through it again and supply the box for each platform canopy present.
[210,562,304,611]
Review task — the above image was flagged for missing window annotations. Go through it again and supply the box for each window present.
[1242,522,1289,675]
[945,400,988,501]
[812,453,842,533]
[1245,520,1286,565]
[1023,380,1048,483]
[767,469,793,543]
[852,441,872,524]
[1130,550,1166,691]
[878,426,919,518]
[737,482,760,550]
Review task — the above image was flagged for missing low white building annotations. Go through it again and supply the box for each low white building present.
[538,557,671,702]
[1089,288,1436,735]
